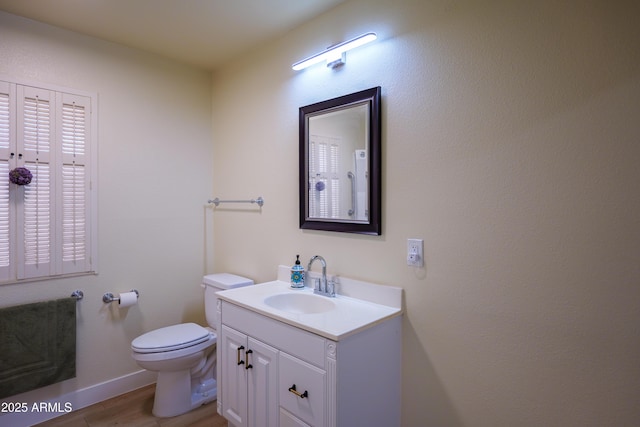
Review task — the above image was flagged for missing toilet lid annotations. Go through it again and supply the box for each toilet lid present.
[132,323,211,354]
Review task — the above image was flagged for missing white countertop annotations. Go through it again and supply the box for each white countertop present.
[216,266,403,341]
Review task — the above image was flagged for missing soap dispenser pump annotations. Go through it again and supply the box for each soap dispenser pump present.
[290,255,305,289]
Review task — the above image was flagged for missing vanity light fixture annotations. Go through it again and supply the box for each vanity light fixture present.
[292,32,377,71]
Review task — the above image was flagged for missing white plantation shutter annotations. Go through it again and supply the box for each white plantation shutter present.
[58,93,90,274]
[0,78,96,283]
[17,85,54,279]
[21,164,52,277]
[0,82,14,281]
[0,85,11,152]
[22,91,52,157]
[0,163,10,270]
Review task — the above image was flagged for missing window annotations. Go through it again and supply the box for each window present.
[0,78,97,283]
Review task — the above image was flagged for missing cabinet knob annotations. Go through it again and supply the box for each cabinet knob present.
[288,384,308,399]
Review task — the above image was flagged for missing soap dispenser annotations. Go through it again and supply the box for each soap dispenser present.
[290,255,305,289]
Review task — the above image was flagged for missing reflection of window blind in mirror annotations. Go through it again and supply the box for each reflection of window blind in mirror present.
[331,179,340,218]
[309,135,341,218]
[318,141,326,173]
[330,144,338,174]
[318,178,327,217]
[309,140,316,176]
[330,143,340,218]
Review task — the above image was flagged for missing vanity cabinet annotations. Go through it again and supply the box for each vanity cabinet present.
[217,299,401,427]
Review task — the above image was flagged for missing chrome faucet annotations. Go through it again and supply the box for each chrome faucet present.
[306,255,335,297]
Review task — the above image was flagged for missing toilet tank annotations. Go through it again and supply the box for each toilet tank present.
[202,273,253,329]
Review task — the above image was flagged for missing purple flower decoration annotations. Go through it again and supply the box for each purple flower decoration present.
[9,167,32,186]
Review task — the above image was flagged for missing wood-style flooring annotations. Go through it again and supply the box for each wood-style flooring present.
[34,384,228,427]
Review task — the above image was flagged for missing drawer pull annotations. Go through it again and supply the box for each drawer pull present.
[237,345,245,365]
[288,384,308,399]
[245,349,253,370]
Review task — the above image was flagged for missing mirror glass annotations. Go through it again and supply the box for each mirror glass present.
[299,87,381,235]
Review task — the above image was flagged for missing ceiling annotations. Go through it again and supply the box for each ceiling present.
[0,0,346,71]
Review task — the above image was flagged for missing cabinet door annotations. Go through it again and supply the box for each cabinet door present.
[221,325,249,427]
[248,337,279,427]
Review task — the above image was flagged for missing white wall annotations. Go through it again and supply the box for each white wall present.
[211,0,640,426]
[0,10,213,422]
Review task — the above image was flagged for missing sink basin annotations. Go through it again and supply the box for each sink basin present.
[263,292,336,314]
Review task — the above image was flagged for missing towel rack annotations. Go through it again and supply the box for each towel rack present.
[208,196,264,207]
[71,290,84,300]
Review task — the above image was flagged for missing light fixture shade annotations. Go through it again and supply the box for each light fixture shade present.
[292,32,377,71]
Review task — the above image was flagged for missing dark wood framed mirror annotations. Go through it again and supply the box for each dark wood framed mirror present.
[299,87,381,235]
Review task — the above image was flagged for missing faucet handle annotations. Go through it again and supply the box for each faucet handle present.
[326,276,338,296]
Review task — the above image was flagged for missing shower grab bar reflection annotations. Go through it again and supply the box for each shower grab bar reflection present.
[208,196,264,207]
[347,172,355,217]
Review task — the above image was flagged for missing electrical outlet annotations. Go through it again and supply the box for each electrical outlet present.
[407,238,424,267]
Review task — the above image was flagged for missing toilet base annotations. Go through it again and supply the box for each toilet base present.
[152,370,217,418]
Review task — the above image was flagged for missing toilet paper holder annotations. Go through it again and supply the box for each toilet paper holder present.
[102,289,139,304]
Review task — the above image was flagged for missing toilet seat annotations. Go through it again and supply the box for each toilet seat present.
[132,323,211,354]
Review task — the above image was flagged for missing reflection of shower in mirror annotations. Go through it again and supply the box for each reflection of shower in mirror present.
[350,149,368,221]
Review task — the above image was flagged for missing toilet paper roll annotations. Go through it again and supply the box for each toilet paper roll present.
[118,291,138,308]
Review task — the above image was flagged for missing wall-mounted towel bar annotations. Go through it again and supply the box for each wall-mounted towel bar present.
[208,196,264,207]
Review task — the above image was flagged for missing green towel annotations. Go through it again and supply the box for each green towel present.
[0,297,76,399]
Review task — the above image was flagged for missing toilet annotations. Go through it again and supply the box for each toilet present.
[131,273,253,417]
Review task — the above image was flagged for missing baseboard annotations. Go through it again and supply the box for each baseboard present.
[0,370,156,427]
